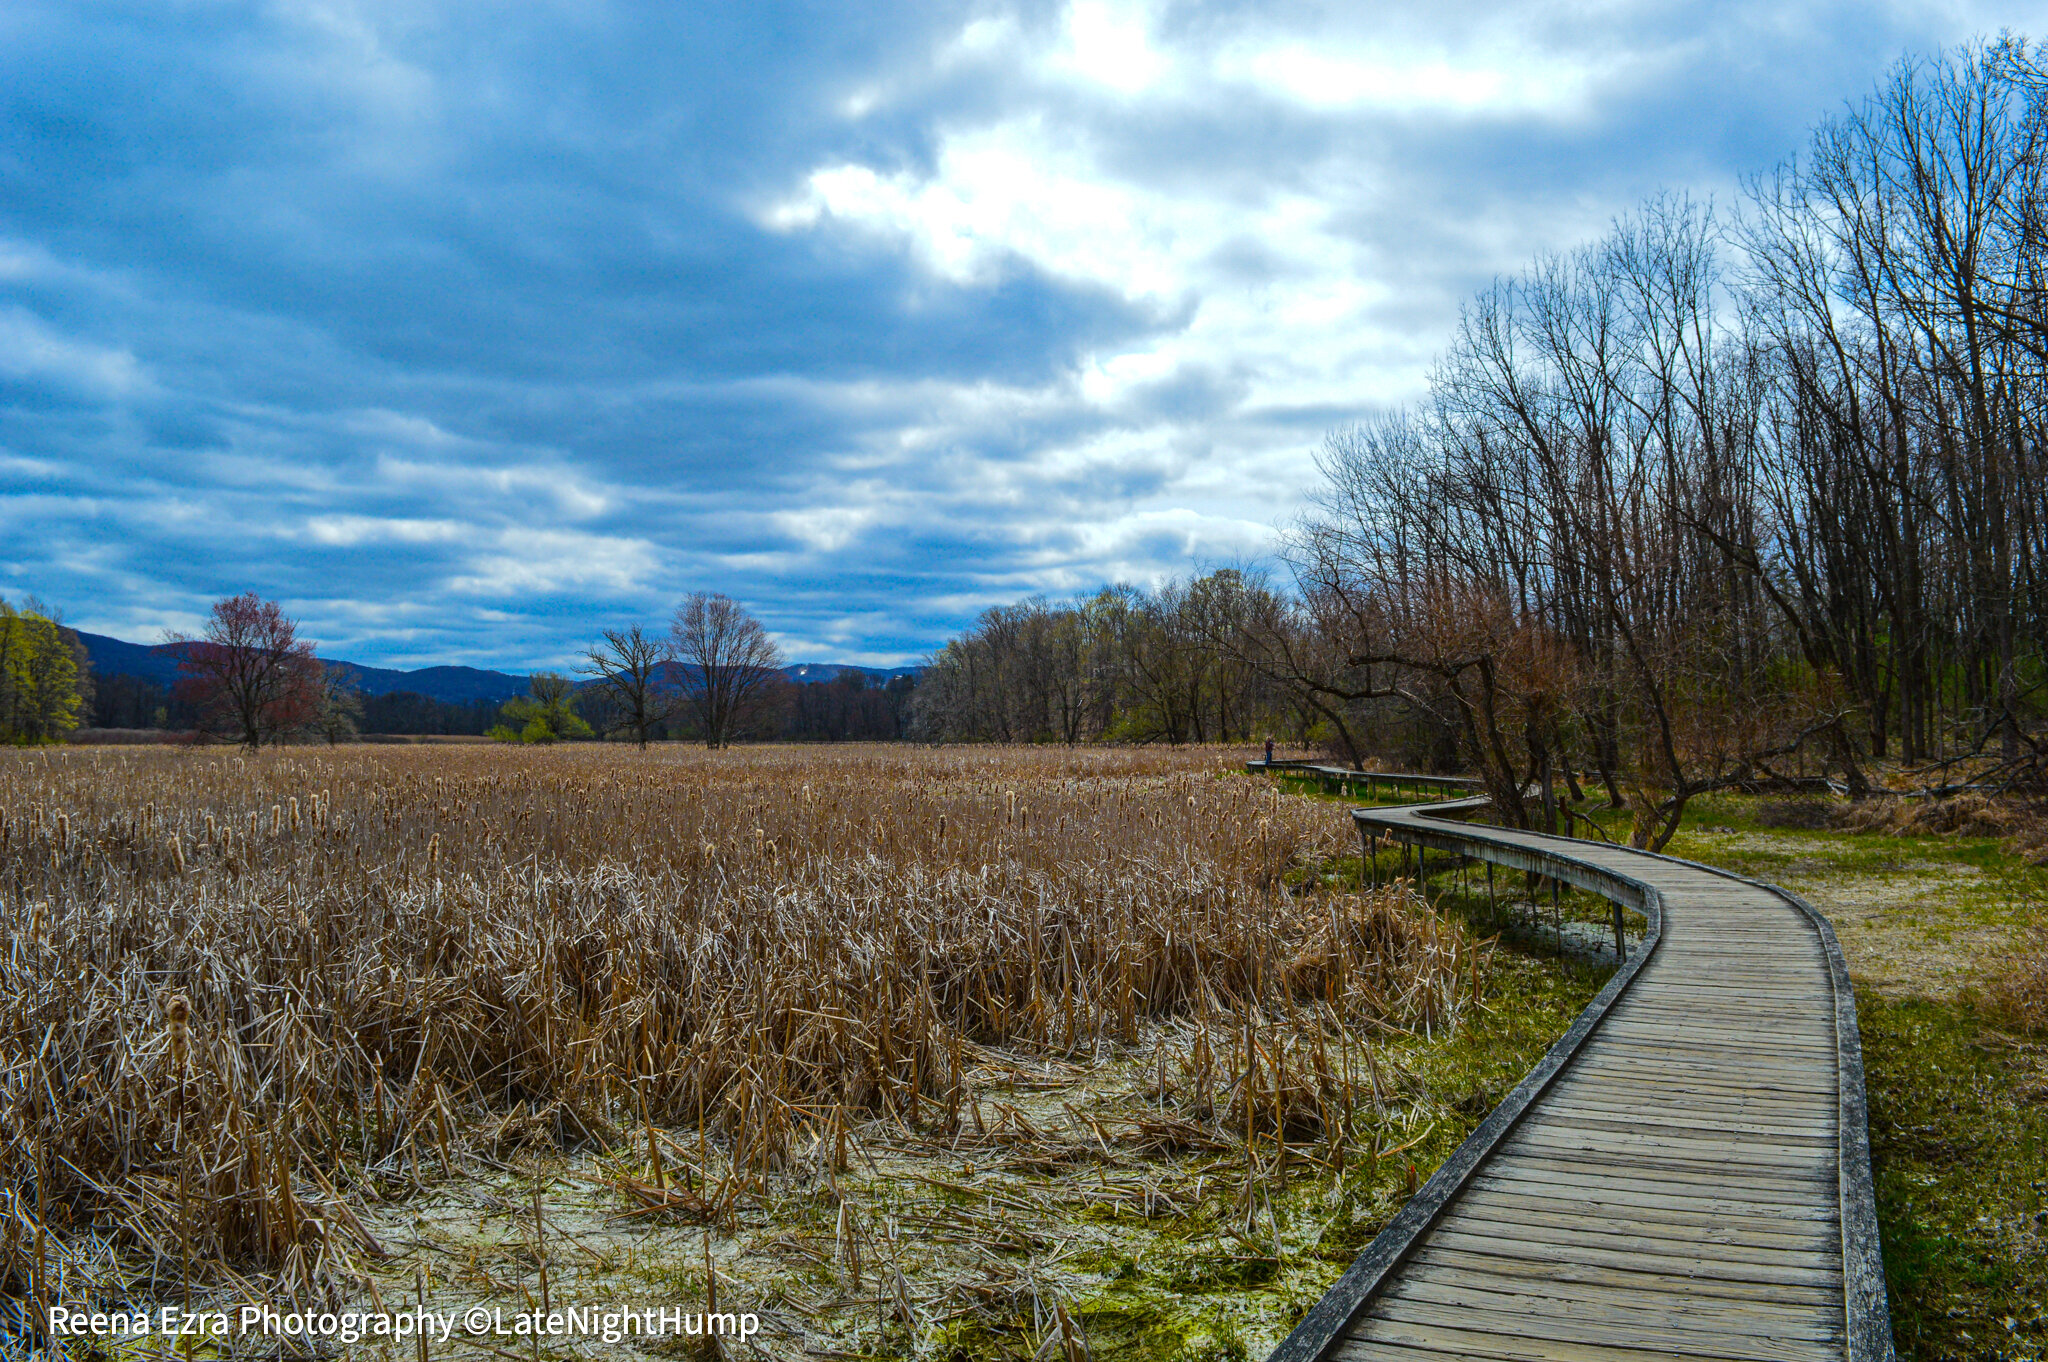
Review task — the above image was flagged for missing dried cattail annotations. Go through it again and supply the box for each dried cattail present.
[166,994,190,1074]
[0,742,1459,1315]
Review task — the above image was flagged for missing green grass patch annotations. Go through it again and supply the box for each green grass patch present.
[1863,995,2047,1361]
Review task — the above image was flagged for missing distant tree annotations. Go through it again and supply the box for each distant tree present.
[168,593,322,749]
[488,671,594,743]
[671,593,783,748]
[774,669,917,742]
[580,626,677,748]
[305,665,363,744]
[360,691,500,736]
[0,597,92,744]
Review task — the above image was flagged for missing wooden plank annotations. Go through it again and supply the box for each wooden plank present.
[1576,1041,1835,1064]
[1588,1029,1839,1057]
[1478,1150,1834,1194]
[1370,1293,1841,1361]
[1560,1058,1836,1087]
[1542,1081,1835,1111]
[1532,1104,1837,1140]
[1469,1164,1839,1211]
[1491,1143,1834,1186]
[1557,1064,1835,1092]
[1341,1312,1838,1362]
[1450,1190,1837,1246]
[1421,1227,1844,1287]
[1541,1082,1835,1112]
[1441,1204,1834,1262]
[1388,1261,1845,1327]
[1609,1022,1831,1038]
[1597,1016,1837,1040]
[1556,1062,1835,1090]
[1407,1245,1844,1308]
[1606,1004,1833,1025]
[1425,1212,1840,1271]
[1504,1125,1837,1167]
[1555,1058,1836,1091]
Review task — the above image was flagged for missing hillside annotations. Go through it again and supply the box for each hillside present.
[72,631,917,705]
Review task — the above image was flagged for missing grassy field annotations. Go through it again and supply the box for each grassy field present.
[1,744,1606,1360]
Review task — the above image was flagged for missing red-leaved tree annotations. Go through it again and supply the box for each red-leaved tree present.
[168,593,322,748]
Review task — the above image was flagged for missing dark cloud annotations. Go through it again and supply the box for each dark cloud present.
[0,0,2014,665]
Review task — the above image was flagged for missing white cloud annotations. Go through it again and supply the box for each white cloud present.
[445,528,664,597]
[373,454,612,519]
[1055,0,1170,94]
[1218,42,1606,115]
[770,501,887,555]
[301,514,467,546]
[0,306,150,397]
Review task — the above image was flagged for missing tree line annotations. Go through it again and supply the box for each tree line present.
[55,588,910,747]
[907,573,1311,745]
[919,41,2048,847]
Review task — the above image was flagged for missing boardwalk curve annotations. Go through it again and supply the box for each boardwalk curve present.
[1252,763,1892,1362]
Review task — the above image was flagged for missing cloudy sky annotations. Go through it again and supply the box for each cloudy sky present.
[0,0,2022,667]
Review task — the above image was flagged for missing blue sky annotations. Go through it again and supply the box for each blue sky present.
[0,0,2023,667]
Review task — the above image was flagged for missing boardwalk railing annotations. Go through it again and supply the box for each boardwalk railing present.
[1248,760,1893,1362]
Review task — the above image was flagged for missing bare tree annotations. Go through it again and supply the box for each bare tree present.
[167,592,321,749]
[671,593,783,748]
[306,664,363,744]
[580,625,678,748]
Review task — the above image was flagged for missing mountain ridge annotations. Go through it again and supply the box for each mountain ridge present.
[72,630,919,706]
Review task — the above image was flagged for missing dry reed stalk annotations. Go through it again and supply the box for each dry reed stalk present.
[1988,924,2048,1035]
[0,743,1468,1305]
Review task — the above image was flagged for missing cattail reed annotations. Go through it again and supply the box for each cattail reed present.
[0,742,1471,1307]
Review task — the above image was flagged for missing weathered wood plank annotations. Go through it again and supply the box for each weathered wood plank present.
[1340,1313,1838,1362]
[1407,1245,1846,1307]
[1448,1192,1837,1246]
[1370,1294,1842,1360]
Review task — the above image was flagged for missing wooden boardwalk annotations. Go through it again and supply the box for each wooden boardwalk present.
[1254,765,1892,1362]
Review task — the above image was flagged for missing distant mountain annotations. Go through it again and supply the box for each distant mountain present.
[783,662,922,683]
[73,630,918,706]
[73,631,187,688]
[323,661,532,704]
[74,631,530,705]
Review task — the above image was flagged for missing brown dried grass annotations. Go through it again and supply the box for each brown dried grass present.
[1986,925,2048,1036]
[1834,792,2048,865]
[0,744,1468,1307]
